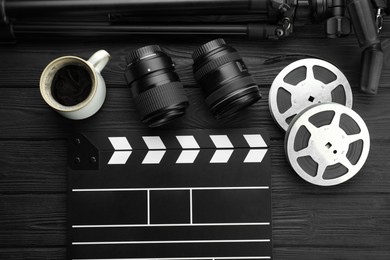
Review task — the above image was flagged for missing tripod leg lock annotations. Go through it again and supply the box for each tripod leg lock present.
[360,43,384,95]
[248,23,285,40]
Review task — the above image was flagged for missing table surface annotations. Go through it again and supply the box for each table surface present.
[1,16,390,260]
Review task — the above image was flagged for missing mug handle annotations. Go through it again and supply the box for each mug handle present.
[87,50,111,73]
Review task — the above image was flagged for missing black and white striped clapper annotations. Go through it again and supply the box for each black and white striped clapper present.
[68,128,272,260]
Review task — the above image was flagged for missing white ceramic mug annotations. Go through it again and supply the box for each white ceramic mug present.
[40,50,111,120]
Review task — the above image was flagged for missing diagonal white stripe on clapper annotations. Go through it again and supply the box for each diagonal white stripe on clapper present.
[210,149,234,163]
[210,135,234,148]
[176,150,200,164]
[142,151,166,164]
[108,151,132,165]
[176,136,200,149]
[244,149,267,163]
[243,134,267,148]
[108,137,132,150]
[143,136,166,149]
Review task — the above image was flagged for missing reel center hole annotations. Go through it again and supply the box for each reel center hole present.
[308,96,315,102]
[325,142,338,154]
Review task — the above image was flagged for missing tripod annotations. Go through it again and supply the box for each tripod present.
[0,0,387,94]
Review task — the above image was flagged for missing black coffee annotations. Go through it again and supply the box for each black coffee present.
[51,65,93,106]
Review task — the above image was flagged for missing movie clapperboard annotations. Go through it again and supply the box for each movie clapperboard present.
[68,128,272,260]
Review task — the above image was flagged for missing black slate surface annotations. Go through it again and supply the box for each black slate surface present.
[68,129,272,260]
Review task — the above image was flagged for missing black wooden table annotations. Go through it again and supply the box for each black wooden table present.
[1,20,390,259]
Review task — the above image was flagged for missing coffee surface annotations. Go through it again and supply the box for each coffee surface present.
[51,65,92,106]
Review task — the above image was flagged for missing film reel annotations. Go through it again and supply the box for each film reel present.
[285,103,370,186]
[269,58,353,131]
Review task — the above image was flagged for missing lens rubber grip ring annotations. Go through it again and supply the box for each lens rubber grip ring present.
[204,76,258,107]
[134,82,188,119]
[194,52,242,82]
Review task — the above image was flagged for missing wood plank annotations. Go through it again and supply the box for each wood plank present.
[272,194,390,248]
[0,85,390,139]
[1,246,390,260]
[0,88,280,139]
[1,139,389,194]
[0,248,66,260]
[1,193,389,252]
[1,37,389,88]
[0,140,67,193]
[274,247,390,260]
[0,194,66,246]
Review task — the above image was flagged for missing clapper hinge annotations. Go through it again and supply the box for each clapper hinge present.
[68,134,99,170]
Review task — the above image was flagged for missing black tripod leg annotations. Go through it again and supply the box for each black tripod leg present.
[347,0,384,94]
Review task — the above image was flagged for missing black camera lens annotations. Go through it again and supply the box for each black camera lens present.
[125,45,188,127]
[192,39,261,119]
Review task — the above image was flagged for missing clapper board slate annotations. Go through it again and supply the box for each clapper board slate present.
[67,128,272,260]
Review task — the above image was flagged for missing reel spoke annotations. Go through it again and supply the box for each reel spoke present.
[315,162,327,180]
[339,156,354,171]
[324,80,340,92]
[305,64,315,81]
[330,110,342,127]
[304,121,320,136]
[294,147,311,158]
[281,83,296,93]
[282,104,300,119]
[347,133,365,144]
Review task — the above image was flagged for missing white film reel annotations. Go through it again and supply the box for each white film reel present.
[269,58,353,131]
[285,103,370,186]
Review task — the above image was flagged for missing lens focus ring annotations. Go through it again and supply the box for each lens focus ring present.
[194,51,242,82]
[204,76,256,106]
[134,82,187,119]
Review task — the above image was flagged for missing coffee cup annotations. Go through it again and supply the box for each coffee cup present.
[40,50,111,120]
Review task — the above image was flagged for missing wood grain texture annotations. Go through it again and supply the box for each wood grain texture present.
[1,192,389,252]
[1,87,390,140]
[1,37,390,88]
[1,13,390,260]
[0,140,67,193]
[0,248,66,260]
[1,139,390,194]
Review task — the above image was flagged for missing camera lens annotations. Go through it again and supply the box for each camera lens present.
[192,39,261,119]
[125,45,188,127]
